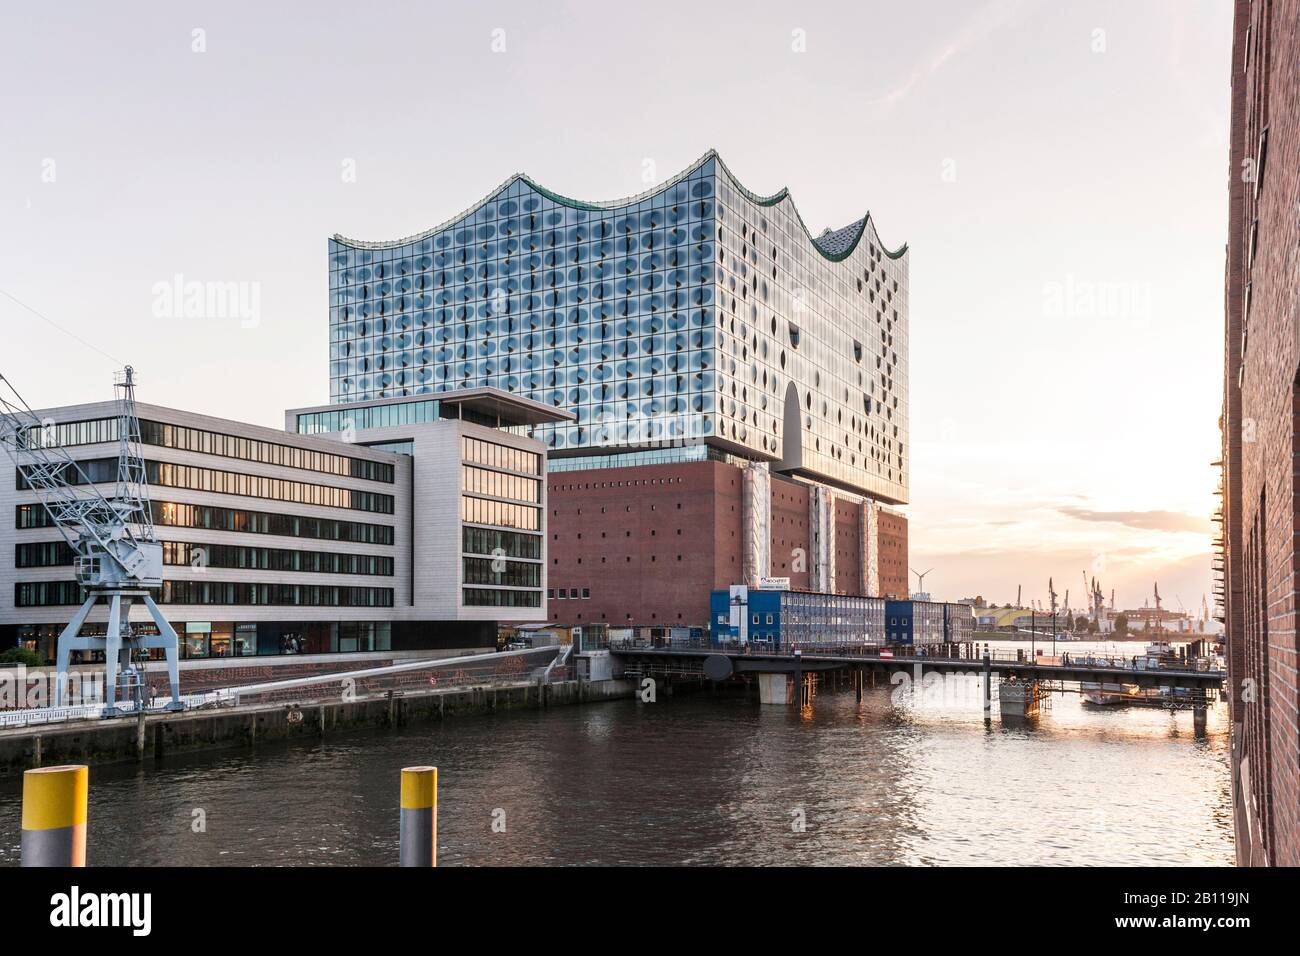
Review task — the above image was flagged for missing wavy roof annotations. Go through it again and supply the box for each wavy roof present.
[332,149,908,262]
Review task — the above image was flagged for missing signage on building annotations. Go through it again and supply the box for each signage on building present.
[760,576,791,590]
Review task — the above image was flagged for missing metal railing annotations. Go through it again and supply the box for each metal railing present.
[607,639,1223,675]
[2,646,567,727]
[0,702,104,729]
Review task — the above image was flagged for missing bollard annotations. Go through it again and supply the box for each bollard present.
[399,766,437,867]
[21,765,88,867]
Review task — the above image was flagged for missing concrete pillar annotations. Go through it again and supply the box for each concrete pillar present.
[399,766,437,867]
[999,679,1040,719]
[757,673,790,705]
[862,499,880,598]
[809,486,836,593]
[982,652,992,723]
[21,765,88,867]
[741,462,772,588]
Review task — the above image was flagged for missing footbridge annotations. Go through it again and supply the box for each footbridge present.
[608,640,1226,727]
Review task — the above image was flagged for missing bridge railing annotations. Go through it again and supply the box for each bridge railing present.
[608,639,1221,674]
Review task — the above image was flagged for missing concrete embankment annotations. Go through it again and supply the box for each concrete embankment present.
[0,678,634,772]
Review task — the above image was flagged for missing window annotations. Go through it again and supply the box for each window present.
[20,459,396,514]
[21,417,395,483]
[462,588,542,608]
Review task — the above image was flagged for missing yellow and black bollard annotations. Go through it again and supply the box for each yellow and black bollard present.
[21,765,88,867]
[399,766,437,867]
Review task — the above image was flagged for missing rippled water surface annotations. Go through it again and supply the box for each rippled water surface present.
[0,664,1233,866]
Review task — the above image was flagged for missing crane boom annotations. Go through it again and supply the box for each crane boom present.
[0,367,180,713]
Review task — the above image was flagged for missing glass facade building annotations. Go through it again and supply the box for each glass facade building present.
[328,151,908,503]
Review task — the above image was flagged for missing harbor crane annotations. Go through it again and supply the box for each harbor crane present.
[0,367,181,714]
[1091,576,1109,632]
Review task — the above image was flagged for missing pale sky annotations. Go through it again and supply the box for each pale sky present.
[0,0,1231,614]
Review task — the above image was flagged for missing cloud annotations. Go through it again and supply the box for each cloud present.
[1058,507,1210,534]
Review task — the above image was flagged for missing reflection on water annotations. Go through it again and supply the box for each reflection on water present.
[0,669,1232,866]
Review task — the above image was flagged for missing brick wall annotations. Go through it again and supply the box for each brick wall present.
[833,498,863,596]
[1224,0,1300,867]
[549,459,910,628]
[879,510,909,599]
[769,475,811,587]
[547,459,742,627]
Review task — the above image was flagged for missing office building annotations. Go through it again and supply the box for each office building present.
[2,389,567,663]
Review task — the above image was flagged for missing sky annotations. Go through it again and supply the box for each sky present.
[0,0,1231,616]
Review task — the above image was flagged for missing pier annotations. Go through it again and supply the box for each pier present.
[0,646,633,770]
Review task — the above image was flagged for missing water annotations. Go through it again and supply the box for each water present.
[0,644,1233,866]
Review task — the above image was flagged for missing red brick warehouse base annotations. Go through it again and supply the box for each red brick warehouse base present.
[546,458,907,628]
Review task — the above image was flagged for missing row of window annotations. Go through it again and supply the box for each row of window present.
[462,556,541,588]
[152,501,395,545]
[17,620,395,661]
[19,459,395,515]
[460,495,540,531]
[16,540,393,576]
[461,526,541,560]
[160,542,393,576]
[15,501,395,545]
[17,417,394,483]
[549,587,591,600]
[461,464,540,503]
[295,401,440,435]
[461,436,541,475]
[179,621,392,657]
[15,580,394,608]
[13,541,71,568]
[462,587,541,607]
[548,445,719,472]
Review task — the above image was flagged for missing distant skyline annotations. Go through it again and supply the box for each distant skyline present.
[0,0,1231,612]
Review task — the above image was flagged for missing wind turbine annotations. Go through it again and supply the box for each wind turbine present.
[910,567,933,597]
